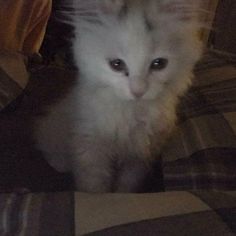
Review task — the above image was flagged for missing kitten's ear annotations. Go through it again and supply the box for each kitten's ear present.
[160,0,202,22]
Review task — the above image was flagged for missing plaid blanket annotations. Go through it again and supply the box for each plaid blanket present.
[162,53,236,191]
[0,191,235,235]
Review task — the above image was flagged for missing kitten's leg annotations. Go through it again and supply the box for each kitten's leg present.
[72,148,113,192]
[115,159,150,193]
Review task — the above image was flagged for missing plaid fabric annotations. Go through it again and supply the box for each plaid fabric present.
[162,53,236,191]
[0,191,235,236]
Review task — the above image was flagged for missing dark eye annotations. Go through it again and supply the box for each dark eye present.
[109,59,127,73]
[150,58,168,70]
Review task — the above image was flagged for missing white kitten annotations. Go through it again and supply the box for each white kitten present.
[35,0,203,192]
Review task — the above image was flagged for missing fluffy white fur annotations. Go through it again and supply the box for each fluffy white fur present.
[35,0,203,192]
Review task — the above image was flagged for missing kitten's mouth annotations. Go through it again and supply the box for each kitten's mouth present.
[127,97,154,105]
[129,93,156,102]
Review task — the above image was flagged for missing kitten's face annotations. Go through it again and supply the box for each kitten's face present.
[74,0,202,100]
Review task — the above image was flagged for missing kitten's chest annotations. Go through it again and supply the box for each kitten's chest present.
[107,102,155,141]
[80,94,169,157]
[113,103,162,158]
[80,89,165,142]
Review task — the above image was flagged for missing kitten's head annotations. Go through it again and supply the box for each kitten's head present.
[74,0,203,100]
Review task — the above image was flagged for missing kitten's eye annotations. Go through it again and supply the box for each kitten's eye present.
[109,59,127,73]
[150,58,168,70]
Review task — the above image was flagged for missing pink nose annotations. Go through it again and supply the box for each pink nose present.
[131,89,146,98]
[129,79,148,99]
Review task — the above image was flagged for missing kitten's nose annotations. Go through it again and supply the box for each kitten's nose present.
[131,89,146,98]
[129,80,148,99]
